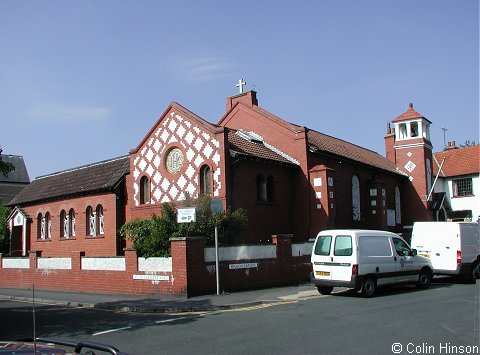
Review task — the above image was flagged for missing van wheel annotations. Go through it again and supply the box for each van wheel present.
[465,262,480,283]
[417,268,432,289]
[472,262,480,280]
[361,276,377,297]
[317,286,333,295]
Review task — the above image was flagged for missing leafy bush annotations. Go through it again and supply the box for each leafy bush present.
[120,196,248,257]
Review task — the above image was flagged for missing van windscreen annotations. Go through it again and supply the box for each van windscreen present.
[314,236,332,256]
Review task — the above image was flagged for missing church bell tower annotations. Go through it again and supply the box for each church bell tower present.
[390,103,434,222]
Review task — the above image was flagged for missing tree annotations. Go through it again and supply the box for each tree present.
[0,146,15,178]
[0,202,10,254]
[120,196,248,257]
[460,140,477,147]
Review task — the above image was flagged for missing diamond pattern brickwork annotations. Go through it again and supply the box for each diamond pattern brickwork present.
[133,111,221,206]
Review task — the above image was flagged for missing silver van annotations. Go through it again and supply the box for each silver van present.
[311,229,433,297]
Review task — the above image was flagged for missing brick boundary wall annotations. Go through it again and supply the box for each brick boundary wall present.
[0,236,312,297]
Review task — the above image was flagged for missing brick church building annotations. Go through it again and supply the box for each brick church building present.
[7,87,435,257]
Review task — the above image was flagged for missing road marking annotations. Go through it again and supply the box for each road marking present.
[92,326,132,336]
[92,300,298,336]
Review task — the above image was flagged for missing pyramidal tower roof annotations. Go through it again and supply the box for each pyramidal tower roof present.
[392,103,431,123]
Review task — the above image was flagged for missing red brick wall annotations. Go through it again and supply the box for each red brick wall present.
[21,192,124,257]
[308,153,409,234]
[394,143,434,223]
[0,237,310,297]
[228,159,295,244]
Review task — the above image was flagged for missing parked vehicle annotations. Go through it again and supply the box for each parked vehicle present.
[411,221,480,282]
[0,337,128,354]
[310,229,433,297]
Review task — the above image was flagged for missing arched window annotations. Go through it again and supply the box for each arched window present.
[69,209,76,237]
[37,213,43,240]
[96,205,104,235]
[62,209,75,238]
[86,206,96,236]
[139,176,150,204]
[60,210,67,238]
[44,212,51,239]
[352,175,361,221]
[200,165,211,195]
[395,186,401,224]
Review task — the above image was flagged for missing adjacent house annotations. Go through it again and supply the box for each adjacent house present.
[432,142,479,222]
[0,154,30,205]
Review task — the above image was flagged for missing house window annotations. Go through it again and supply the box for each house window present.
[257,174,275,202]
[200,165,211,195]
[452,178,473,197]
[139,176,150,204]
[352,175,361,222]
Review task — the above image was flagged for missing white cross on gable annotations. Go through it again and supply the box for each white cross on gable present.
[236,79,246,94]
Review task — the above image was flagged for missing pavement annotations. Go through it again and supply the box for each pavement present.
[0,283,320,313]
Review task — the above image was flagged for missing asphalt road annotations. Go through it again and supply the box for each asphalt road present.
[2,279,479,354]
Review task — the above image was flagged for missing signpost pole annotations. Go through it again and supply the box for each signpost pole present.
[210,198,223,296]
[215,225,220,296]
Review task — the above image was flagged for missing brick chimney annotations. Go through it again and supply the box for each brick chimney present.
[226,91,258,112]
[445,141,458,150]
[384,122,396,163]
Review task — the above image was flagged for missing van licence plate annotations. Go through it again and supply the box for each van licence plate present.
[419,253,430,258]
[316,271,330,276]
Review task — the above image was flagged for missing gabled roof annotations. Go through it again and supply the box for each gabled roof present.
[223,97,405,176]
[307,130,405,175]
[228,130,299,167]
[8,156,130,206]
[392,103,431,123]
[131,101,224,154]
[219,99,305,135]
[433,145,480,177]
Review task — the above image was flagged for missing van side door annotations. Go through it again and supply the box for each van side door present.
[358,235,396,286]
[393,237,416,282]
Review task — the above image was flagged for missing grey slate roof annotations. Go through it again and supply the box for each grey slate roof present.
[0,155,30,183]
[8,156,130,206]
[0,155,30,204]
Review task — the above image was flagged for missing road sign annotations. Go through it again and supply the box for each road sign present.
[210,199,223,213]
[177,207,196,223]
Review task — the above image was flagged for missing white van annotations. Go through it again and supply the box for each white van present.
[411,221,480,282]
[311,229,433,297]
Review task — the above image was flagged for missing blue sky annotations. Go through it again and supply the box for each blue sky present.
[0,0,478,180]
